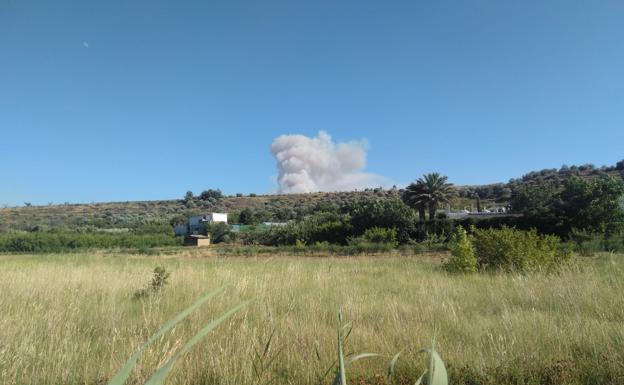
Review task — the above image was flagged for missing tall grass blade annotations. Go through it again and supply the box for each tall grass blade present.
[262,328,277,358]
[106,285,228,385]
[337,310,347,385]
[144,300,251,385]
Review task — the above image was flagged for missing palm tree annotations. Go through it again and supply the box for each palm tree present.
[403,173,456,220]
[402,183,427,221]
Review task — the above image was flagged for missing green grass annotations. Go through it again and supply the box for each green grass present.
[0,252,623,385]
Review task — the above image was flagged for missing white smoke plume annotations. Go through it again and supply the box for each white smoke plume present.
[271,131,387,193]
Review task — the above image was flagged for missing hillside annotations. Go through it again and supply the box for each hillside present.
[2,160,622,232]
[0,190,397,231]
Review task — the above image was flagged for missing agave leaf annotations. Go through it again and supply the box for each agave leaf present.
[144,300,251,385]
[106,285,228,385]
[347,353,381,365]
[387,350,402,379]
[429,349,448,385]
[416,349,447,385]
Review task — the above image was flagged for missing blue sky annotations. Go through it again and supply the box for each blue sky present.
[1,0,623,205]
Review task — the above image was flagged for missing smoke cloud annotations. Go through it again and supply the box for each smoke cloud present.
[271,131,386,193]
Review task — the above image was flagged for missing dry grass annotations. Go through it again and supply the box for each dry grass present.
[0,252,623,385]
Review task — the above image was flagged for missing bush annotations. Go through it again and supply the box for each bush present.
[347,227,398,252]
[444,227,477,273]
[472,227,570,272]
[301,212,352,245]
[133,266,170,299]
[206,222,231,244]
[359,227,398,246]
[343,198,416,243]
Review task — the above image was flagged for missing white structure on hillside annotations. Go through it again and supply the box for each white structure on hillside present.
[175,213,228,236]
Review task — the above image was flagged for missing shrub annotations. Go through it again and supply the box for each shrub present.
[472,227,570,272]
[343,198,416,244]
[421,231,447,249]
[444,227,477,273]
[151,266,170,291]
[346,227,398,253]
[360,227,398,247]
[301,212,352,245]
[569,229,624,255]
[206,222,231,244]
[133,266,170,299]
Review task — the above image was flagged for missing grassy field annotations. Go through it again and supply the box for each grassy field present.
[0,252,623,385]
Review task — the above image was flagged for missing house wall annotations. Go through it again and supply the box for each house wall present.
[178,214,228,236]
[211,213,228,223]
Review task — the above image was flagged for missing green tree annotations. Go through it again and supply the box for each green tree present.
[238,208,257,225]
[556,176,624,235]
[402,183,426,221]
[403,173,456,220]
[510,183,558,218]
[199,189,223,200]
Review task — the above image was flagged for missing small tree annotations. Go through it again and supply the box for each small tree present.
[239,208,257,225]
[199,189,223,200]
[184,191,194,202]
[444,227,477,273]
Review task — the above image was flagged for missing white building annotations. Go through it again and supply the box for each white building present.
[175,213,228,236]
